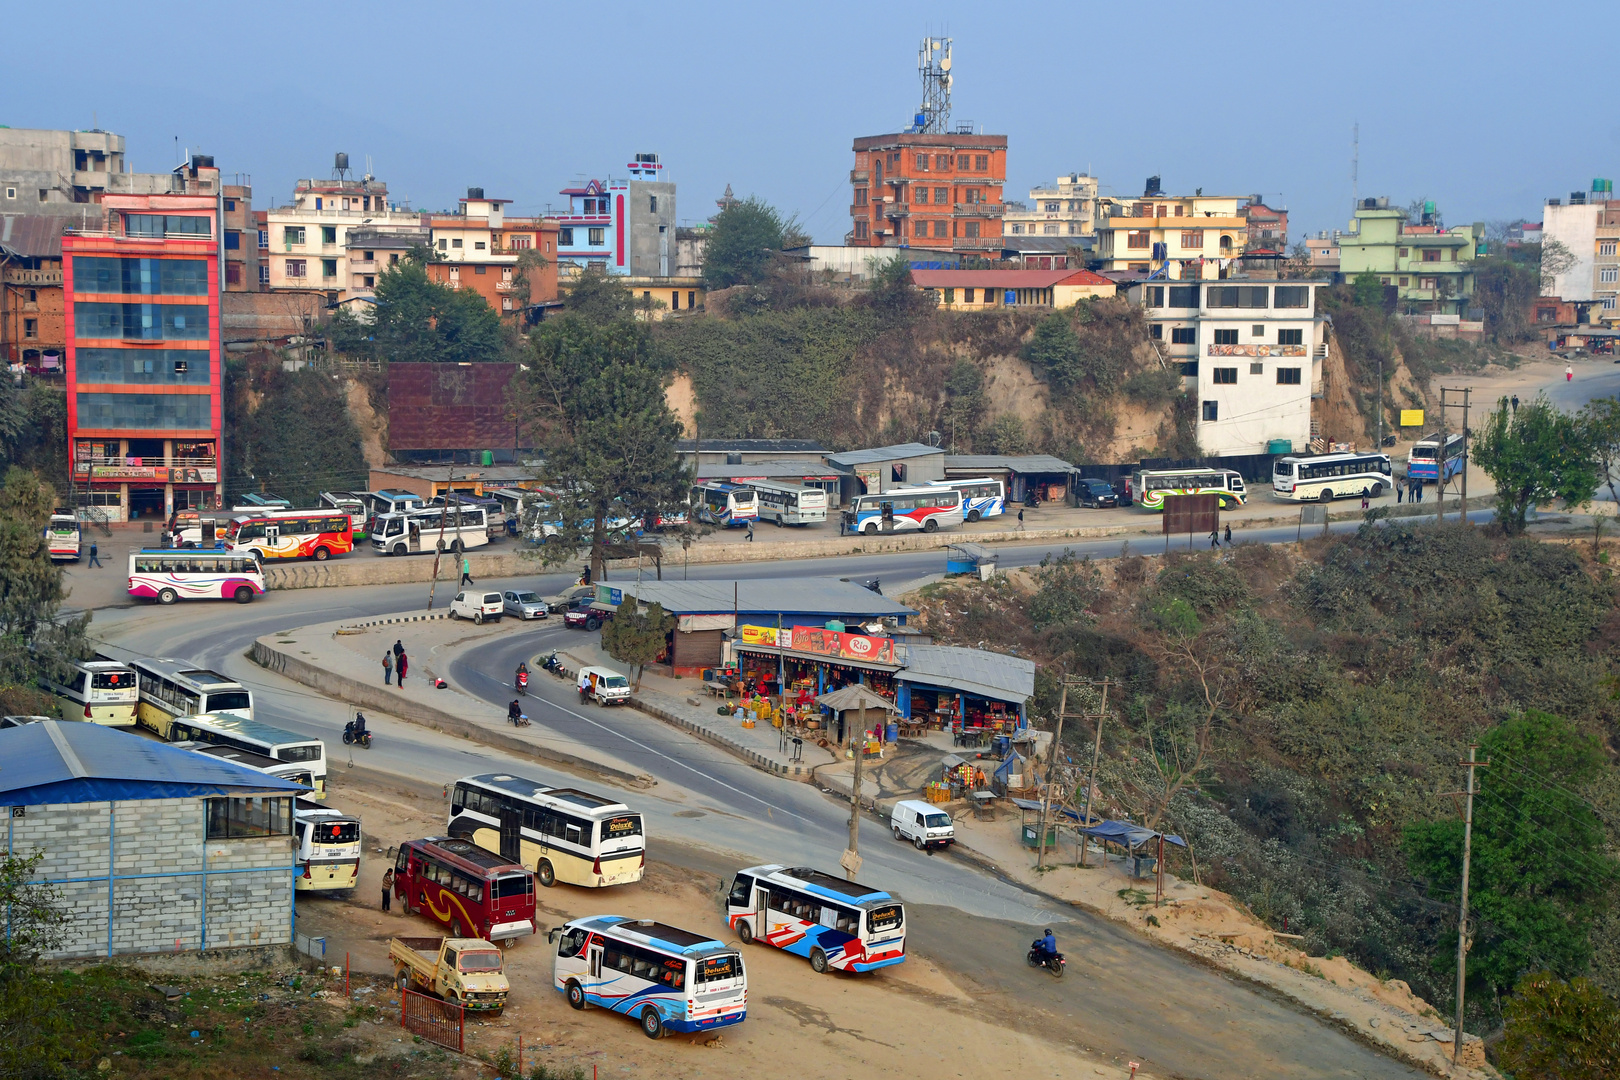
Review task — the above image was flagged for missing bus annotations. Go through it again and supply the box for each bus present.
[550,916,747,1038]
[448,773,645,889]
[927,477,1006,522]
[724,864,906,973]
[174,740,317,793]
[392,837,537,943]
[690,482,758,527]
[232,493,292,511]
[130,658,254,730]
[44,658,138,726]
[46,512,81,561]
[372,506,491,556]
[1407,431,1465,484]
[319,492,369,540]
[1272,452,1393,502]
[1129,467,1247,511]
[750,481,828,526]
[227,510,354,561]
[293,798,361,893]
[850,486,963,534]
[128,549,265,605]
[163,712,328,798]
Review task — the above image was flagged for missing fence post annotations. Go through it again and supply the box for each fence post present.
[345,952,350,999]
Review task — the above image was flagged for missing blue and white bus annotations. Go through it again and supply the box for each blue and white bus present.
[1407,432,1464,484]
[724,864,906,973]
[850,486,962,534]
[690,482,758,527]
[550,916,747,1038]
[926,477,1005,522]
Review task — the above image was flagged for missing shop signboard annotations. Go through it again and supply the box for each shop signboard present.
[790,625,895,664]
[594,585,624,606]
[739,625,787,647]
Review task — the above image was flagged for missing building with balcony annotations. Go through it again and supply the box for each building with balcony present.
[1338,197,1483,317]
[1540,181,1620,324]
[1131,278,1329,459]
[553,154,677,278]
[63,166,225,521]
[1095,178,1250,278]
[1,213,79,369]
[848,132,1007,254]
[0,127,128,212]
[1243,198,1288,252]
[265,172,421,300]
[1003,173,1098,239]
[425,189,559,319]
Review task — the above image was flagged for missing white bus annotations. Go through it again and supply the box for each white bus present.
[293,797,361,892]
[549,915,747,1039]
[449,773,645,889]
[130,658,255,734]
[1408,431,1465,484]
[44,659,138,727]
[319,491,370,539]
[850,485,963,534]
[174,740,317,792]
[164,712,327,798]
[1130,467,1247,511]
[750,481,828,526]
[128,549,265,605]
[1272,452,1393,502]
[724,864,906,973]
[926,477,1006,522]
[371,506,491,556]
[690,482,758,527]
[46,512,81,561]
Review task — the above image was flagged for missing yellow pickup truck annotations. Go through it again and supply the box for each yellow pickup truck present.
[389,936,509,1013]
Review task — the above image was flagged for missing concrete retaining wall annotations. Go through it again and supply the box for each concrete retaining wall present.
[629,695,814,781]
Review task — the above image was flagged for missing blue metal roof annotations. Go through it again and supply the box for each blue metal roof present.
[0,721,309,807]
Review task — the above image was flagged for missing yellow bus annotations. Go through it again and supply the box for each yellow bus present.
[448,773,644,889]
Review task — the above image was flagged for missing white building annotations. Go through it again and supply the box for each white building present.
[1003,173,1098,239]
[265,173,423,300]
[1131,279,1329,458]
[1541,184,1619,320]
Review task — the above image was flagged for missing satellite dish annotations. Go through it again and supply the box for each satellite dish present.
[943,74,953,89]
[940,56,952,72]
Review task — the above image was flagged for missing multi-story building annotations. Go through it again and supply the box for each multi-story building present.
[1131,278,1329,458]
[553,154,677,277]
[848,132,1007,254]
[1003,173,1098,239]
[63,157,225,520]
[1243,198,1288,252]
[265,169,421,300]
[0,127,128,213]
[1540,181,1620,323]
[1338,197,1483,316]
[221,179,259,293]
[426,190,559,318]
[1306,231,1341,273]
[1095,179,1250,279]
[1,214,82,368]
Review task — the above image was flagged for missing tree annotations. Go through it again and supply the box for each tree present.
[1542,238,1577,283]
[1581,396,1620,508]
[702,196,803,290]
[342,254,513,364]
[1353,271,1385,308]
[1474,257,1541,342]
[865,253,931,320]
[1473,394,1600,533]
[1022,312,1085,392]
[510,248,551,312]
[1497,972,1620,1080]
[601,602,675,688]
[0,851,65,977]
[0,468,89,691]
[564,264,638,322]
[224,357,366,505]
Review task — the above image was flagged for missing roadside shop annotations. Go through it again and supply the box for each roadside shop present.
[732,624,902,743]
[896,644,1034,744]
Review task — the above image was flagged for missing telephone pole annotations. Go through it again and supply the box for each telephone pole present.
[427,467,454,610]
[1451,745,1488,1067]
[1037,678,1076,870]
[1439,388,1472,524]
[1080,677,1110,868]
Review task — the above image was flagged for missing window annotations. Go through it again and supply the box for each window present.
[74,302,208,341]
[1250,362,1264,374]
[1168,285,1199,308]
[391,253,401,264]
[1179,361,1199,377]
[914,188,928,204]
[1043,225,1059,234]
[225,262,242,286]
[1399,247,1408,258]
[1213,367,1237,384]
[224,231,241,251]
[257,229,268,249]
[1127,231,1150,249]
[364,276,375,288]
[321,226,336,244]
[322,259,337,278]
[206,796,291,839]
[964,288,975,303]
[39,189,48,202]
[975,154,988,170]
[24,318,37,337]
[1213,329,1239,345]
[1601,268,1619,284]
[649,196,658,213]
[1202,401,1219,421]
[258,265,270,285]
[1252,324,1265,337]
[437,238,448,250]
[73,257,209,296]
[3,188,13,200]
[1421,277,1438,290]
[1171,327,1196,344]
[934,220,948,238]
[452,238,463,248]
[1150,323,1163,339]
[1601,241,1617,257]
[474,241,486,250]
[588,228,605,245]
[508,235,531,250]
[854,220,869,240]
[284,226,305,246]
[1447,248,1457,260]
[935,154,950,170]
[964,222,979,238]
[1422,248,1441,262]
[286,259,306,278]
[474,265,486,275]
[1180,230,1204,248]
[558,227,574,245]
[688,291,696,308]
[944,288,956,304]
[1399,277,1410,286]
[935,187,948,203]
[854,188,867,207]
[916,153,928,171]
[1278,328,1304,345]
[1206,286,1268,308]
[1277,368,1302,385]
[957,155,971,170]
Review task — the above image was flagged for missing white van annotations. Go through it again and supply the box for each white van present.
[450,590,504,624]
[890,799,955,852]
[576,666,631,706]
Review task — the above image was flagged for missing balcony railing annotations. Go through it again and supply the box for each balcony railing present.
[495,280,516,291]
[850,203,870,217]
[954,203,1006,218]
[885,205,911,217]
[850,169,870,183]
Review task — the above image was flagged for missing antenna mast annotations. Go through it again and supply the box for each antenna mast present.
[1351,121,1359,212]
[909,37,953,134]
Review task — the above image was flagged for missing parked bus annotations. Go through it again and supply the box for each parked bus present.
[449,773,645,889]
[44,658,138,726]
[163,712,327,798]
[227,510,353,561]
[293,798,361,892]
[550,916,747,1038]
[232,492,291,511]
[46,511,81,561]
[428,493,506,538]
[750,481,828,526]
[167,509,225,547]
[392,837,537,943]
[173,740,317,793]
[128,549,265,605]
[130,658,254,731]
[319,492,370,540]
[1407,431,1465,484]
[926,477,1006,522]
[724,864,906,973]
[358,490,424,534]
[1129,467,1247,511]
[690,482,758,527]
[1272,452,1393,502]
[850,486,963,534]
[372,506,491,556]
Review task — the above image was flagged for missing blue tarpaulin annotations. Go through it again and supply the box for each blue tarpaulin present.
[1079,819,1186,849]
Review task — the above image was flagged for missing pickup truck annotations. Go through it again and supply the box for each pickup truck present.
[389,936,510,1013]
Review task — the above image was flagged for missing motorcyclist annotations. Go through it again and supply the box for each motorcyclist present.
[1039,928,1058,965]
[517,660,529,678]
[347,713,369,743]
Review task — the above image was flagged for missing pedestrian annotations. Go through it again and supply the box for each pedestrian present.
[393,639,403,662]
[1361,492,1370,510]
[397,651,408,688]
[381,867,394,912]
[1414,479,1423,503]
[1396,479,1404,504]
[746,520,754,543]
[87,540,101,568]
[1209,528,1220,550]
[383,651,393,685]
[1017,508,1025,530]
[1224,522,1232,545]
[460,554,473,585]
[1567,364,1574,382]
[1511,394,1520,415]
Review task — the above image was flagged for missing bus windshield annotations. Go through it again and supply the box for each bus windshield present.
[206,691,252,713]
[868,905,904,934]
[494,874,532,899]
[458,950,503,971]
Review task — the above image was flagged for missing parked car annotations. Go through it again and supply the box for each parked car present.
[502,590,549,620]
[545,583,597,609]
[1111,477,1133,507]
[890,798,955,851]
[450,590,504,624]
[576,666,631,705]
[563,600,613,632]
[1075,478,1119,509]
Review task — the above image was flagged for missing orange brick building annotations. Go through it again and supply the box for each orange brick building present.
[849,133,1007,255]
[425,192,560,321]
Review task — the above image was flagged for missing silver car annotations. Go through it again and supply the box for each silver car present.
[503,589,550,620]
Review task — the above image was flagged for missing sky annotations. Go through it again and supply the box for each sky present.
[8,0,1609,245]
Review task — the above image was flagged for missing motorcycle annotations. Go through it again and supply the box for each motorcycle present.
[342,719,373,749]
[516,668,529,696]
[542,650,564,676]
[1026,940,1066,978]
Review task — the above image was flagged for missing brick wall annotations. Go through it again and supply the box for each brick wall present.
[386,362,519,451]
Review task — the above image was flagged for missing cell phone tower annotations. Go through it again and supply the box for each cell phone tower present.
[908,37,953,135]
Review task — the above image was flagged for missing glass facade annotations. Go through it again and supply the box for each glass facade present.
[76,392,212,431]
[74,302,209,341]
[74,257,209,296]
[124,214,212,238]
[75,348,210,385]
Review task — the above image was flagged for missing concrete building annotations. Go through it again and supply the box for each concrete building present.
[1306,231,1341,272]
[1338,197,1483,316]
[265,166,422,300]
[848,132,1007,255]
[64,159,226,520]
[1,721,304,960]
[0,127,128,212]
[678,438,831,470]
[221,179,259,293]
[554,154,677,277]
[943,453,1080,504]
[427,190,559,319]
[911,267,1115,308]
[1243,197,1288,252]
[1131,278,1329,458]
[0,213,93,368]
[1095,179,1251,278]
[1003,172,1098,239]
[826,442,945,499]
[1540,182,1620,323]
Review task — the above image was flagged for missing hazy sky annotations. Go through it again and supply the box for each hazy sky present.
[8,1,1606,244]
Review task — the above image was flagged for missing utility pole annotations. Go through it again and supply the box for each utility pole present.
[1452,745,1488,1067]
[1376,359,1384,451]
[1435,397,1448,527]
[1080,677,1110,868]
[427,467,453,609]
[844,703,867,881]
[1439,388,1472,525]
[1460,389,1470,521]
[1037,678,1072,870]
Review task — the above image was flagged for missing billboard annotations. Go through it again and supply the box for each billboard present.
[790,625,896,664]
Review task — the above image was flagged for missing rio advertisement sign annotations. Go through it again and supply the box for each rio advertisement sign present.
[790,625,895,664]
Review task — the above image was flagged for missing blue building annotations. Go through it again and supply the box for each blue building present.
[555,153,677,277]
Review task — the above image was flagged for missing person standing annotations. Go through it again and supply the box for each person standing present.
[1361,492,1370,510]
[393,639,404,663]
[382,651,393,685]
[1567,364,1575,382]
[397,651,408,688]
[1396,479,1404,504]
[87,540,101,568]
[1224,522,1232,545]
[381,867,394,912]
[1511,394,1520,415]
[1414,479,1424,503]
[460,555,473,585]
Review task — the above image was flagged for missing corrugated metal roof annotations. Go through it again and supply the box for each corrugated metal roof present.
[697,460,849,480]
[900,644,1035,703]
[678,439,828,453]
[944,454,1078,473]
[826,442,943,467]
[0,214,69,259]
[621,578,914,618]
[0,721,308,807]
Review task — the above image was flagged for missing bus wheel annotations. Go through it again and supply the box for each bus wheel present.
[234,587,254,604]
[737,920,754,945]
[537,860,556,887]
[640,1006,665,1039]
[393,544,407,557]
[313,546,330,562]
[861,522,877,535]
[809,947,830,974]
[566,979,587,1010]
[1370,482,1384,497]
[1318,489,1333,502]
[451,918,464,938]
[158,588,178,605]
[966,509,981,523]
[923,518,939,533]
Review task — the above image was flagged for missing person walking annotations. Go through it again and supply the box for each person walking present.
[1511,394,1520,415]
[1224,522,1232,545]
[746,520,754,543]
[87,540,101,568]
[397,651,408,688]
[460,555,473,585]
[1567,364,1575,382]
[381,867,394,912]
[382,651,393,685]
[1361,492,1370,510]
[1017,508,1025,531]
[1209,528,1220,550]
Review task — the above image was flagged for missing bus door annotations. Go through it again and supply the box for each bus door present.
[499,806,522,862]
[264,523,280,547]
[881,501,895,531]
[587,939,604,988]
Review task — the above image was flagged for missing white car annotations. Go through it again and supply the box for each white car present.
[450,590,504,624]
[890,798,955,852]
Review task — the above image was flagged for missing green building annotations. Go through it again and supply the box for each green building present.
[1337,197,1484,315]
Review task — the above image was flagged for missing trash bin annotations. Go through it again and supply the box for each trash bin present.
[885,722,899,742]
[994,735,1011,756]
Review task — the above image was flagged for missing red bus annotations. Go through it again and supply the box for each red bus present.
[393,837,537,943]
[226,509,354,561]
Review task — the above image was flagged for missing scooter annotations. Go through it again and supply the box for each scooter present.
[516,669,529,696]
[542,651,564,677]
[342,719,373,749]
[1026,940,1066,978]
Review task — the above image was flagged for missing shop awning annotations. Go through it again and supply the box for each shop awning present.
[899,643,1034,704]
[733,641,902,673]
[817,684,898,714]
